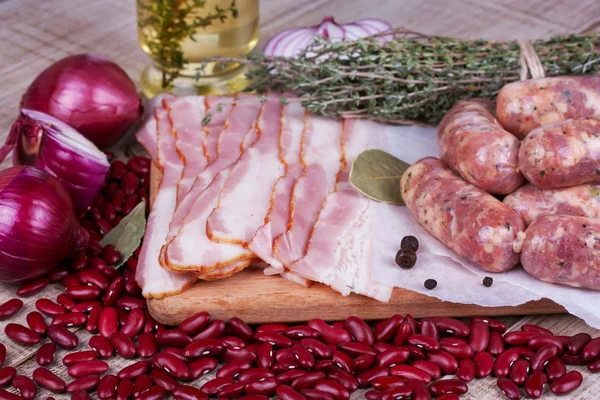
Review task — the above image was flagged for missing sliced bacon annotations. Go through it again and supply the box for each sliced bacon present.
[135,95,196,298]
[273,115,344,267]
[206,96,285,245]
[195,259,252,281]
[203,96,235,164]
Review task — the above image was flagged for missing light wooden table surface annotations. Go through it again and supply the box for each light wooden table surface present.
[1,1,600,399]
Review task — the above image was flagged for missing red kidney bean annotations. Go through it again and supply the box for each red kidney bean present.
[173,385,209,400]
[328,369,358,391]
[589,354,600,372]
[101,244,121,265]
[432,317,470,337]
[497,378,523,400]
[355,366,388,388]
[184,357,214,380]
[393,321,413,347]
[51,312,87,327]
[150,368,178,392]
[512,345,535,360]
[470,316,507,333]
[109,331,136,359]
[503,330,539,346]
[178,312,211,337]
[132,374,152,397]
[407,334,440,352]
[527,335,565,352]
[390,365,431,383]
[418,318,439,340]
[36,298,65,316]
[0,344,4,368]
[0,367,16,387]
[221,335,246,349]
[315,360,337,373]
[292,344,316,368]
[122,172,139,195]
[276,385,306,400]
[374,315,403,343]
[285,326,322,340]
[308,319,351,345]
[70,301,102,314]
[136,332,157,358]
[468,321,489,352]
[313,380,349,400]
[256,342,274,369]
[406,378,431,400]
[245,342,261,353]
[291,372,326,391]
[96,218,112,235]
[455,359,476,382]
[277,370,307,384]
[72,394,91,400]
[439,337,474,360]
[116,296,146,310]
[17,278,48,297]
[582,337,600,361]
[331,350,355,373]
[245,377,279,396]
[66,375,100,393]
[85,307,101,334]
[405,345,426,360]
[153,352,191,380]
[426,350,459,374]
[122,195,141,215]
[354,354,375,372]
[562,353,586,365]
[162,347,188,362]
[272,362,301,374]
[255,331,293,348]
[56,294,77,310]
[98,307,118,338]
[220,347,257,363]
[5,323,41,345]
[472,351,493,378]
[217,381,246,398]
[48,265,69,283]
[365,390,384,400]
[102,203,116,223]
[374,342,394,353]
[524,371,547,398]
[67,360,108,378]
[77,269,109,291]
[117,360,151,380]
[376,347,410,368]
[567,333,592,355]
[343,316,374,345]
[32,367,65,393]
[428,379,468,396]
[337,342,377,358]
[531,343,560,371]
[63,273,82,288]
[12,375,36,399]
[487,331,505,356]
[137,386,166,400]
[370,376,407,391]
[66,285,102,301]
[116,378,133,400]
[119,307,145,338]
[546,357,566,381]
[216,359,252,380]
[550,371,583,395]
[194,319,226,340]
[103,276,125,307]
[157,329,193,348]
[124,275,141,297]
[300,389,335,400]
[89,335,114,358]
[494,348,520,378]
[200,377,234,395]
[184,338,224,359]
[70,251,88,272]
[301,338,332,359]
[226,317,253,341]
[521,324,553,336]
[508,358,529,385]
[97,374,118,399]
[238,368,276,384]
[36,343,56,366]
[413,360,442,380]
[257,324,289,334]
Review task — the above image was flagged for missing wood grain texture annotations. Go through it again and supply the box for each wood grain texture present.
[0,1,599,399]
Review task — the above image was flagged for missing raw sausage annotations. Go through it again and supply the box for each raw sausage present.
[401,157,524,272]
[519,117,600,188]
[438,99,524,194]
[504,183,600,226]
[520,215,600,291]
[497,76,600,139]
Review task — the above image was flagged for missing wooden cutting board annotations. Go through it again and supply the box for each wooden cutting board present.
[146,165,564,326]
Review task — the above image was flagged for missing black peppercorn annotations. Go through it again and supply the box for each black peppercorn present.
[395,249,417,269]
[483,276,493,287]
[401,235,419,252]
[424,279,437,290]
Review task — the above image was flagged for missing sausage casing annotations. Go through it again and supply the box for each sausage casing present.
[401,157,524,272]
[504,183,600,226]
[519,117,600,188]
[520,215,600,291]
[438,99,524,194]
[497,76,600,139]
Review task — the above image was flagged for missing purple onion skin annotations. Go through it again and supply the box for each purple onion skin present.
[0,166,88,283]
[21,54,142,149]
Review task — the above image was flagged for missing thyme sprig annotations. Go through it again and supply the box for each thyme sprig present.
[212,31,600,124]
[138,0,238,89]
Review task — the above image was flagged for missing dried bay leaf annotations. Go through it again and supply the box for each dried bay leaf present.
[349,149,409,205]
[100,200,147,268]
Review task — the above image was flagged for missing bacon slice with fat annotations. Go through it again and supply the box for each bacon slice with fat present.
[203,96,235,165]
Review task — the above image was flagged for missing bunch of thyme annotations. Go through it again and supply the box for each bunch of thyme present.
[137,0,238,89]
[227,31,600,124]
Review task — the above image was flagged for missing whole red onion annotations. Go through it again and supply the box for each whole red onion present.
[21,54,142,149]
[0,166,88,283]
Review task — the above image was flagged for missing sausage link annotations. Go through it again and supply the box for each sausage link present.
[520,215,600,290]
[497,76,600,139]
[519,117,600,188]
[438,99,524,194]
[400,157,524,272]
[504,183,600,226]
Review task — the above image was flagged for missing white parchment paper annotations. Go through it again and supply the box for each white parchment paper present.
[369,124,600,329]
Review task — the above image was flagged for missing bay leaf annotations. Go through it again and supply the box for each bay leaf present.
[99,200,147,269]
[349,149,409,205]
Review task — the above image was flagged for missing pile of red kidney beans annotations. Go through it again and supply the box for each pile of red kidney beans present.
[0,155,598,400]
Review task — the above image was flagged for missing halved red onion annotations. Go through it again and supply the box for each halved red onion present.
[263,16,392,58]
[5,109,109,211]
